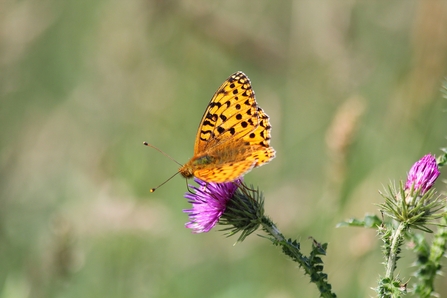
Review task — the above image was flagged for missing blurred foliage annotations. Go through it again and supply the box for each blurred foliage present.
[1,0,447,297]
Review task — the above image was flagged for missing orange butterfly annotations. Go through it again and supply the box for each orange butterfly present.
[179,71,275,183]
[146,71,275,191]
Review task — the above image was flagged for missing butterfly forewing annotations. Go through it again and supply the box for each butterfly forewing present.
[194,72,258,153]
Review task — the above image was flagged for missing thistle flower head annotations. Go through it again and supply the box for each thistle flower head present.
[183,178,265,241]
[405,154,440,195]
[379,154,445,232]
[183,178,241,233]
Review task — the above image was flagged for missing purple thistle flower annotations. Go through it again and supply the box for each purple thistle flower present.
[405,154,440,195]
[183,178,242,233]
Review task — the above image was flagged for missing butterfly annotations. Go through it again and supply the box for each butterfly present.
[178,71,275,183]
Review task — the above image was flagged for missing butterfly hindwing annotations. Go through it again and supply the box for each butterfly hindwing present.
[241,106,275,166]
[194,159,256,183]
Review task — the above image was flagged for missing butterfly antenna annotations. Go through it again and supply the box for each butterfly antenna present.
[150,171,180,192]
[143,142,184,192]
[143,142,182,166]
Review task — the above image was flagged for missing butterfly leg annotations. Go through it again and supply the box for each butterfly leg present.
[185,179,194,194]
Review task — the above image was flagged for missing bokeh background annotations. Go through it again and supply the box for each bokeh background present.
[1,0,447,297]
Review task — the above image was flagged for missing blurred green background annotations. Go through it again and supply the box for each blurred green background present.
[1,0,447,297]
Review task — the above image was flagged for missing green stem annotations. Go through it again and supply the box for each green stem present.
[260,217,284,242]
[385,222,406,279]
[260,216,337,298]
[415,216,447,297]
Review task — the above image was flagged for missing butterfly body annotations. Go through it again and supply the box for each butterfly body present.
[180,71,275,183]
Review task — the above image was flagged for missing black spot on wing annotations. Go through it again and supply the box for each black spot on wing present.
[203,120,213,127]
[209,101,222,108]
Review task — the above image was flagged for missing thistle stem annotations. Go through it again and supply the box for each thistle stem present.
[385,222,406,279]
[260,216,337,298]
[415,216,447,297]
[260,216,284,242]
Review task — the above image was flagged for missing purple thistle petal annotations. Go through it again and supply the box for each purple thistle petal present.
[183,178,242,233]
[405,154,440,194]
